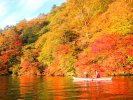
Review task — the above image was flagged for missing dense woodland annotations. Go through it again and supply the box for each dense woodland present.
[0,0,132,76]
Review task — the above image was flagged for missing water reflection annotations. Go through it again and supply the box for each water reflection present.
[0,76,7,99]
[0,76,20,100]
[0,76,133,100]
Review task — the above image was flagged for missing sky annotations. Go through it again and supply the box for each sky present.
[0,0,66,29]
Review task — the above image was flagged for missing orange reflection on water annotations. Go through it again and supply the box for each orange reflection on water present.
[45,76,65,100]
[0,76,133,99]
[73,77,133,99]
[19,76,35,95]
[106,77,133,98]
[73,81,104,99]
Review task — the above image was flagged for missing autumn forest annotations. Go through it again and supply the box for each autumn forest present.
[0,0,132,76]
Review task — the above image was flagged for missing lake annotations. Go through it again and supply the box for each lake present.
[0,76,133,100]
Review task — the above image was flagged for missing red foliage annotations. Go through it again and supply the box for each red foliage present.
[12,40,22,47]
[90,34,119,54]
[12,34,23,49]
[74,33,133,76]
[0,32,22,75]
[1,55,10,64]
[126,49,133,56]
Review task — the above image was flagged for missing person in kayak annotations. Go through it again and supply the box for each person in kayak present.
[83,72,88,78]
[95,70,100,78]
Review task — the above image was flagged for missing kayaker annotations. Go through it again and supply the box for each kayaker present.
[83,72,88,78]
[95,70,100,78]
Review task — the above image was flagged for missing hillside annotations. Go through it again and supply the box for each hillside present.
[0,0,132,76]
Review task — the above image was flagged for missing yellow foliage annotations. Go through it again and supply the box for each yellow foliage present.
[90,0,133,37]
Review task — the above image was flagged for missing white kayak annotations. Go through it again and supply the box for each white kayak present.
[73,77,112,81]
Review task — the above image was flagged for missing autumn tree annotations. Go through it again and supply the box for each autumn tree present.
[0,29,22,75]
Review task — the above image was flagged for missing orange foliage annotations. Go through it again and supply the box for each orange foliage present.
[19,60,40,75]
[57,44,70,55]
[16,19,27,31]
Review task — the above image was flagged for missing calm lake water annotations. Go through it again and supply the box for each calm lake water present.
[0,76,133,100]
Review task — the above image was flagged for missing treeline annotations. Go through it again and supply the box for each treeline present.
[0,0,132,76]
